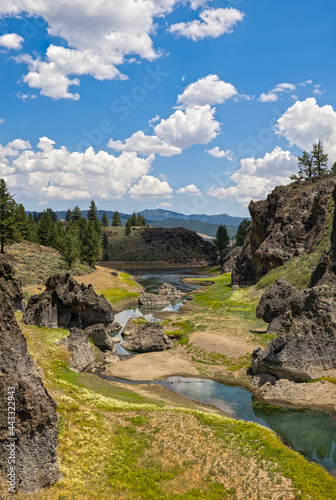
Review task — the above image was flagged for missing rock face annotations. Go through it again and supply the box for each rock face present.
[0,259,61,492]
[221,246,241,273]
[122,322,173,353]
[84,324,116,353]
[0,255,24,311]
[139,282,181,307]
[58,328,95,372]
[253,186,336,382]
[23,273,114,329]
[232,176,336,286]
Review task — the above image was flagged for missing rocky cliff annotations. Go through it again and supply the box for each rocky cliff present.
[232,176,336,286]
[0,256,61,492]
[252,186,336,382]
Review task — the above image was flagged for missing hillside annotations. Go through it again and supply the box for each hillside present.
[232,175,336,287]
[103,226,217,264]
[150,218,237,237]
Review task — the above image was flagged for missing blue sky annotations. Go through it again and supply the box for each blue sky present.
[0,0,335,216]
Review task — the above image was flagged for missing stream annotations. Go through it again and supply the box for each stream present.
[106,266,336,473]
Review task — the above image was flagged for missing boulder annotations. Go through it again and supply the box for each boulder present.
[0,262,61,492]
[253,186,336,381]
[122,317,138,336]
[58,327,95,372]
[138,282,181,307]
[23,273,114,329]
[84,324,116,353]
[106,320,122,332]
[122,322,173,353]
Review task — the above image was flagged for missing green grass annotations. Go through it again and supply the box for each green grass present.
[99,287,140,304]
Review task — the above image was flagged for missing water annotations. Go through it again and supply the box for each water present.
[162,377,336,472]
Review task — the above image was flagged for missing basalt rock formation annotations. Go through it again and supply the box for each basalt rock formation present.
[0,257,61,492]
[122,322,173,353]
[139,282,181,307]
[252,185,336,382]
[0,255,24,311]
[58,328,96,372]
[23,273,114,329]
[84,324,117,353]
[232,176,336,286]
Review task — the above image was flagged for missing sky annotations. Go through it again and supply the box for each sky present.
[0,0,336,216]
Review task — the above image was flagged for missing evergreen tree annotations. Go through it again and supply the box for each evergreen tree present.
[101,212,109,227]
[87,200,101,234]
[54,220,65,250]
[213,225,230,269]
[311,140,328,176]
[236,219,251,246]
[81,220,102,267]
[140,215,147,227]
[65,208,72,222]
[25,213,38,243]
[46,208,58,223]
[102,232,109,249]
[0,179,16,253]
[297,151,313,179]
[125,219,131,236]
[129,211,137,226]
[111,210,121,227]
[37,211,54,246]
[62,222,80,269]
[13,203,27,240]
[330,162,336,176]
[71,205,82,223]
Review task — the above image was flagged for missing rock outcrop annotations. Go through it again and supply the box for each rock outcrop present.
[139,282,181,307]
[252,185,336,382]
[0,258,61,492]
[58,327,95,372]
[0,255,24,311]
[122,322,173,353]
[23,273,114,329]
[84,324,116,353]
[232,176,336,286]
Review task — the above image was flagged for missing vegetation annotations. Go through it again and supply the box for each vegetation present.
[291,140,330,179]
[0,179,18,253]
[111,210,122,227]
[213,225,230,268]
[151,218,238,238]
[235,219,250,246]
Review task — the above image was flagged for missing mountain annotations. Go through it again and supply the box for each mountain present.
[150,218,237,238]
[140,209,246,226]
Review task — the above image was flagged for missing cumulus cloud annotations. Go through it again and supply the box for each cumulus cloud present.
[207,146,234,160]
[0,33,23,50]
[169,7,244,41]
[259,82,297,102]
[177,75,237,107]
[109,105,221,156]
[208,147,297,206]
[259,92,278,103]
[0,137,155,201]
[276,98,336,162]
[177,184,202,195]
[128,175,173,200]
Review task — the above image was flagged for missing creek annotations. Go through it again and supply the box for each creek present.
[107,266,336,473]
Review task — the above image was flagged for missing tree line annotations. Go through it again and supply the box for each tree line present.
[291,141,336,180]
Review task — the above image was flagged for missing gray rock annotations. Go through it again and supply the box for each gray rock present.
[0,259,61,492]
[23,273,114,329]
[84,324,116,353]
[0,254,25,311]
[158,282,181,299]
[139,282,181,307]
[122,317,138,336]
[122,321,173,353]
[58,328,95,372]
[106,320,122,332]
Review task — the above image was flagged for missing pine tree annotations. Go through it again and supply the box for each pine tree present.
[129,212,137,226]
[54,220,65,250]
[13,203,27,241]
[65,208,72,222]
[102,232,109,249]
[213,225,230,269]
[311,140,328,176]
[37,211,54,246]
[71,205,82,223]
[25,213,38,243]
[297,151,313,179]
[236,219,251,246]
[87,200,101,234]
[125,219,131,236]
[101,212,109,227]
[62,222,80,269]
[140,215,147,227]
[81,221,102,267]
[111,210,121,227]
[0,179,16,253]
[330,162,336,176]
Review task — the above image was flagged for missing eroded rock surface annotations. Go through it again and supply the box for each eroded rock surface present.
[84,324,116,353]
[0,255,24,311]
[139,282,181,307]
[122,322,173,353]
[23,273,114,329]
[0,259,61,493]
[58,327,95,372]
[232,176,336,286]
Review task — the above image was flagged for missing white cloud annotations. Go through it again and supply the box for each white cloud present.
[16,92,37,101]
[148,114,160,125]
[259,92,278,103]
[273,83,296,93]
[313,84,325,96]
[109,105,220,156]
[177,74,237,107]
[0,137,155,201]
[0,33,23,50]
[0,118,4,125]
[128,175,173,200]
[259,82,297,103]
[207,146,234,160]
[169,7,244,41]
[189,0,211,8]
[208,147,297,207]
[157,202,172,208]
[177,184,202,196]
[276,98,336,162]
[0,0,191,98]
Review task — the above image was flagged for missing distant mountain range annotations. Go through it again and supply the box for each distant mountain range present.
[50,208,247,238]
